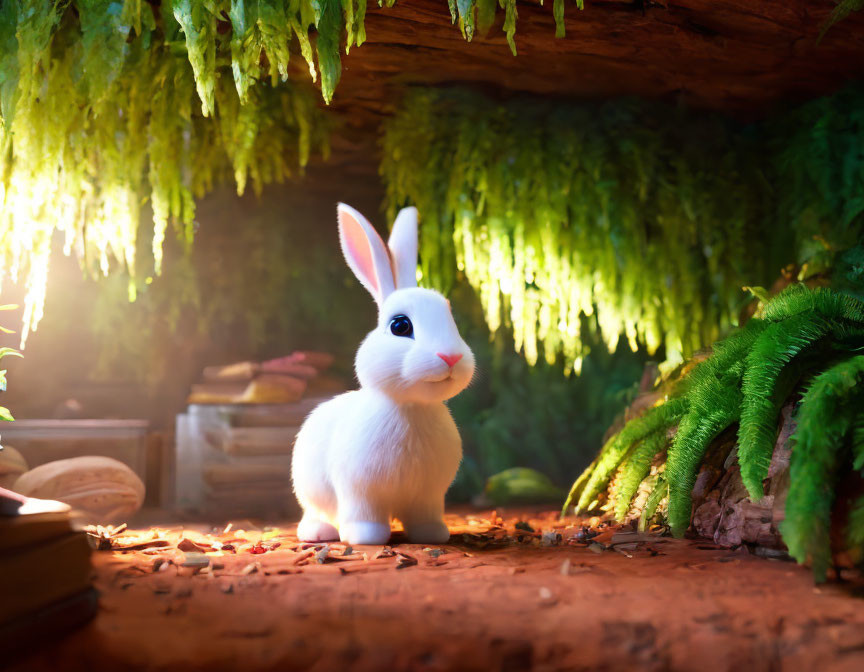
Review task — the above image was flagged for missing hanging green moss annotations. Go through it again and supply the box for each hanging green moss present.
[0,1,330,345]
[0,0,603,345]
[381,86,864,373]
[564,285,864,580]
[381,89,771,371]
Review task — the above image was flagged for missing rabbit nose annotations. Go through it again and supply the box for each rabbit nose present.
[437,353,463,368]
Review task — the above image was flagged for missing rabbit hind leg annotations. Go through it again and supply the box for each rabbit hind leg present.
[400,498,450,544]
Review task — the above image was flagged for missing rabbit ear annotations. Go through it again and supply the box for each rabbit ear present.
[337,203,396,305]
[388,206,418,289]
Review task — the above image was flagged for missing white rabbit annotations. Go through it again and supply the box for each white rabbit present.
[291,203,475,545]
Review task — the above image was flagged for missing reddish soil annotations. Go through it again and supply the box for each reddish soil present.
[10,511,864,672]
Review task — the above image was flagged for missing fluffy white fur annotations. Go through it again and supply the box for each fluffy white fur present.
[291,203,475,545]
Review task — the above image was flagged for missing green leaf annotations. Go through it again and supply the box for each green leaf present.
[0,0,19,128]
[229,0,261,103]
[500,0,517,55]
[456,0,475,41]
[780,356,864,581]
[476,0,496,35]
[553,0,565,38]
[77,1,130,102]
[738,310,832,499]
[638,476,667,532]
[743,285,770,304]
[257,0,292,81]
[613,428,668,520]
[310,0,342,104]
[121,0,157,38]
[288,2,317,83]
[575,397,687,512]
[0,407,13,422]
[172,0,218,116]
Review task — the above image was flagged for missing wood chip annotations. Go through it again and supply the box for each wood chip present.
[291,549,316,566]
[241,561,261,575]
[177,537,210,553]
[396,553,418,570]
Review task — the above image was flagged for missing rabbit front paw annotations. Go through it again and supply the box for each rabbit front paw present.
[339,521,391,545]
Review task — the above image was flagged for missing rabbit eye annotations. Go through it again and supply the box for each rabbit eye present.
[389,315,413,338]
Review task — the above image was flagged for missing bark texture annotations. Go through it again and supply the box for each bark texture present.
[329,0,864,137]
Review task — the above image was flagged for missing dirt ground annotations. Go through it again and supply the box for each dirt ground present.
[9,510,864,672]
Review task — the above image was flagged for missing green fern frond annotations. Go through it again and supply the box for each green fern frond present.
[574,397,687,512]
[567,286,864,577]
[845,412,864,548]
[760,285,864,325]
[638,476,667,532]
[667,406,741,536]
[780,355,864,581]
[738,288,864,498]
[612,428,669,520]
[738,311,832,499]
[662,319,767,535]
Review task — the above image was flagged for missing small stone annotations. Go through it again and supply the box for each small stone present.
[181,552,210,569]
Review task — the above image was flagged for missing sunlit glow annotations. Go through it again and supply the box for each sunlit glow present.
[0,3,329,346]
